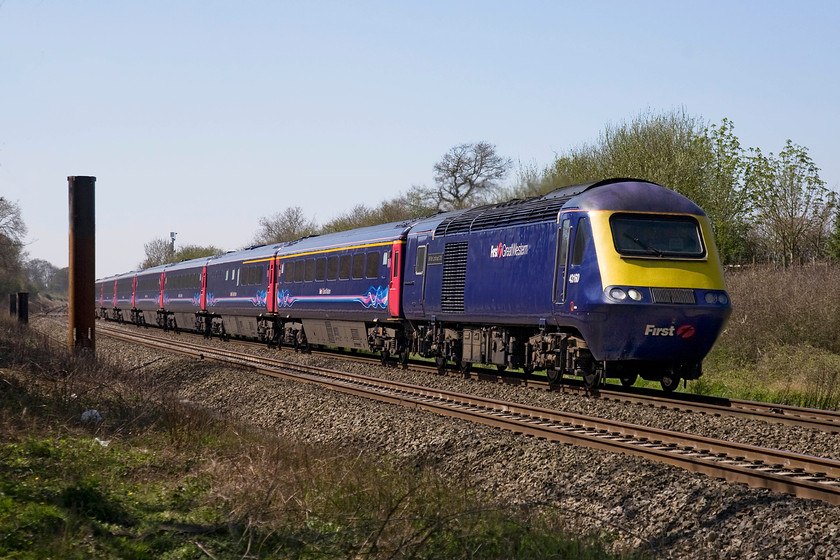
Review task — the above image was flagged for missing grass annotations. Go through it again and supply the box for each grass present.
[0,317,636,559]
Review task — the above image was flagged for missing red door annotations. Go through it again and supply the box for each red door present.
[267,256,278,313]
[388,240,404,317]
[131,276,137,308]
[158,273,166,309]
[200,267,208,311]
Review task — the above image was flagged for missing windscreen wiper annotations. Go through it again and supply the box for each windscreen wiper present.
[623,232,663,256]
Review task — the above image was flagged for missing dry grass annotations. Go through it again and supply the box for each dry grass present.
[0,316,632,559]
[699,264,840,408]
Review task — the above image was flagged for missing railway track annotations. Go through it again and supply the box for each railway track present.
[42,316,840,434]
[93,322,840,505]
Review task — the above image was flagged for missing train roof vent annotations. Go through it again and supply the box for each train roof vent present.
[434,196,572,236]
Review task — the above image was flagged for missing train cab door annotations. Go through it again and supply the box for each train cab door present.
[402,235,428,317]
[553,217,572,305]
[388,240,404,317]
[555,215,593,312]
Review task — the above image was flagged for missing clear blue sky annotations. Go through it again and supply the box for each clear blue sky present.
[2,1,838,278]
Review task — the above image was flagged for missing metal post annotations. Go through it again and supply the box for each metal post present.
[16,292,28,324]
[68,176,96,352]
[9,294,16,317]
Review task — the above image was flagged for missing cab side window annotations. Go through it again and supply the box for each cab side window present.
[571,217,592,266]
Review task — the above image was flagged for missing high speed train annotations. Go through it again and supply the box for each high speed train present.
[97,178,732,391]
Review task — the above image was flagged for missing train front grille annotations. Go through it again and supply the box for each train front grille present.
[650,287,696,304]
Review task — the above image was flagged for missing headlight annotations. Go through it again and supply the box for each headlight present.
[705,292,717,304]
[718,293,729,305]
[627,289,643,301]
[609,287,627,301]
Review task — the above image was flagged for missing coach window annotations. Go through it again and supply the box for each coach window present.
[315,258,326,281]
[294,260,305,283]
[415,245,427,275]
[283,261,294,283]
[352,253,365,279]
[305,259,315,282]
[339,255,351,280]
[327,256,338,280]
[365,252,379,278]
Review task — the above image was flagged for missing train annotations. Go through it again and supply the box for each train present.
[96,178,732,391]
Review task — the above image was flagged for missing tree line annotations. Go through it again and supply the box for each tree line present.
[243,110,836,267]
[1,108,834,300]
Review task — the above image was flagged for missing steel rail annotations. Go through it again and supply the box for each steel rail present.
[99,325,840,505]
[84,320,840,433]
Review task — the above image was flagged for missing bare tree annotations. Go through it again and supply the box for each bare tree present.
[253,206,318,245]
[0,198,27,295]
[423,142,512,210]
[138,238,175,269]
[24,258,59,292]
[138,237,222,269]
[0,197,27,251]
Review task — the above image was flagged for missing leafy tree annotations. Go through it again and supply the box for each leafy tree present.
[746,140,832,266]
[175,244,224,262]
[320,190,435,234]
[418,142,512,210]
[253,206,318,245]
[545,108,709,202]
[542,111,762,264]
[695,118,753,263]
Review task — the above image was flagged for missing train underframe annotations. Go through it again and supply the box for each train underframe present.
[99,309,701,391]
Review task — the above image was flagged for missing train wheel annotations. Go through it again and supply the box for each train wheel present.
[435,356,447,375]
[459,360,472,377]
[380,349,390,366]
[619,373,638,387]
[546,368,561,386]
[399,349,410,370]
[496,364,507,372]
[660,374,680,392]
[583,370,601,392]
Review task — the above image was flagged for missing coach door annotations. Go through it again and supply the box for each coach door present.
[266,256,278,314]
[553,218,572,304]
[388,240,404,317]
[200,266,208,311]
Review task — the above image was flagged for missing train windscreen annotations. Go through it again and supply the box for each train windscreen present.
[609,213,706,259]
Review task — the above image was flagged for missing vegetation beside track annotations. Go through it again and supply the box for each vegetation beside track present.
[689,265,840,409]
[0,318,636,559]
